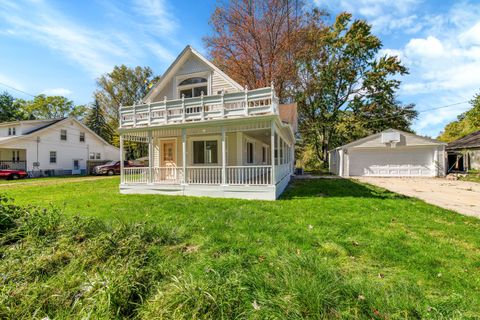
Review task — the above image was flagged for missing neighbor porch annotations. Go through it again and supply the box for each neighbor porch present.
[0,148,27,170]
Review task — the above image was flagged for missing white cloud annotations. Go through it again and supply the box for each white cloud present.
[133,0,178,36]
[0,73,26,92]
[41,88,72,96]
[0,0,178,77]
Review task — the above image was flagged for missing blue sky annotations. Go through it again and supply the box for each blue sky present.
[1,0,480,137]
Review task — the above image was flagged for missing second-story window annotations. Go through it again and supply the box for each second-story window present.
[178,77,208,98]
[60,129,67,141]
[8,127,16,136]
[79,132,85,142]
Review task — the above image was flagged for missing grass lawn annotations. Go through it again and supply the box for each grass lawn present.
[1,177,480,319]
[460,171,480,183]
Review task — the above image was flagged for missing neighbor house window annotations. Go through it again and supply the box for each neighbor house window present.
[246,142,254,164]
[8,127,16,136]
[89,152,95,160]
[60,129,67,141]
[49,151,57,164]
[79,132,85,142]
[178,77,208,98]
[193,140,218,164]
[96,153,101,160]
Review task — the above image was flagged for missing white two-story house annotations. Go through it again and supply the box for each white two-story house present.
[0,118,119,176]
[119,45,297,200]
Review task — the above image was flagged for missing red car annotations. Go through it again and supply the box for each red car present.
[0,169,28,180]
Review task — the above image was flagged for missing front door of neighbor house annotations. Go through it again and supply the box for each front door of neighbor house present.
[160,140,177,180]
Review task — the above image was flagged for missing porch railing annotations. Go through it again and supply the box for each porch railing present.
[119,86,278,128]
[0,160,26,170]
[122,165,275,186]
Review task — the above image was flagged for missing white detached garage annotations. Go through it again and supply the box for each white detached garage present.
[329,129,446,177]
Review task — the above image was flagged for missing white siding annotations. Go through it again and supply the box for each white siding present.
[212,71,240,94]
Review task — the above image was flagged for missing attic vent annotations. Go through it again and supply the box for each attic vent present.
[381,132,400,148]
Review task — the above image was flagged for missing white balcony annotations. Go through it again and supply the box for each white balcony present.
[119,87,278,129]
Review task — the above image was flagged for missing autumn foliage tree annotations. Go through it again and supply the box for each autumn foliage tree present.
[204,0,309,100]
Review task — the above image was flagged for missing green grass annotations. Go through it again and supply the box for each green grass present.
[1,178,480,319]
[460,171,480,183]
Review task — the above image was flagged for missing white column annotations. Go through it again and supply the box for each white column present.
[148,131,153,184]
[434,147,439,176]
[182,128,187,184]
[270,121,275,184]
[221,127,226,185]
[119,134,124,183]
[339,149,344,177]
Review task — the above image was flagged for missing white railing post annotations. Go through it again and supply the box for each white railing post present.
[182,128,187,185]
[182,94,186,122]
[148,131,153,184]
[221,127,226,185]
[132,104,137,128]
[164,96,168,124]
[120,134,124,184]
[201,91,205,121]
[221,89,225,117]
[244,85,249,116]
[271,121,275,185]
[148,103,151,126]
[270,81,275,114]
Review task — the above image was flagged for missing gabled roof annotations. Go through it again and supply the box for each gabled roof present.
[0,117,118,149]
[446,130,480,150]
[333,128,446,150]
[143,45,243,103]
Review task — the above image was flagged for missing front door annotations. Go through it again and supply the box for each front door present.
[160,140,177,180]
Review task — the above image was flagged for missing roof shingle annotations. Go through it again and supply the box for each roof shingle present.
[446,130,480,150]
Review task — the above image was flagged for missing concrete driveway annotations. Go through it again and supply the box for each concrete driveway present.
[354,177,480,218]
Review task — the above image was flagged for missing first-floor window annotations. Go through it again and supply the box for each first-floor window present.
[262,146,267,164]
[50,151,57,164]
[96,153,101,160]
[246,142,254,164]
[89,152,95,160]
[193,140,218,164]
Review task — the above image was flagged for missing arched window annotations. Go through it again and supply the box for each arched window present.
[178,77,208,98]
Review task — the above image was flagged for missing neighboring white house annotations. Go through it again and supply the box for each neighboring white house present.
[329,129,447,177]
[118,45,297,200]
[0,118,119,176]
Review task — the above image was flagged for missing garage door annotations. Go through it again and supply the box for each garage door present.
[349,148,435,177]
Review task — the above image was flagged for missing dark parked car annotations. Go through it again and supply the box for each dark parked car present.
[0,169,28,180]
[92,161,141,176]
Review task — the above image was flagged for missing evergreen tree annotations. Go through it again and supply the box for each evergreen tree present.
[0,91,29,121]
[84,99,113,143]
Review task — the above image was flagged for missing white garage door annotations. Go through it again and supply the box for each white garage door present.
[349,148,435,177]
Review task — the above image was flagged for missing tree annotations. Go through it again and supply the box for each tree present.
[22,94,87,120]
[0,91,29,121]
[95,65,157,124]
[438,92,480,142]
[204,0,309,100]
[84,99,114,143]
[295,12,417,165]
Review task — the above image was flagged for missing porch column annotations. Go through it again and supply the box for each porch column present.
[182,128,187,184]
[148,131,153,184]
[270,121,276,185]
[339,149,344,177]
[221,126,226,185]
[119,134,124,184]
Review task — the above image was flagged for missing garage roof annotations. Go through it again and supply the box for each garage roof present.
[446,130,480,150]
[332,128,446,150]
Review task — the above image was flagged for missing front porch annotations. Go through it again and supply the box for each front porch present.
[119,117,294,200]
[0,148,27,170]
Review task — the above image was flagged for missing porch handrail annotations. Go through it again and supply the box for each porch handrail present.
[119,86,278,128]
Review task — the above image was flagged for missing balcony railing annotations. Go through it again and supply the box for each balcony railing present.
[119,87,278,128]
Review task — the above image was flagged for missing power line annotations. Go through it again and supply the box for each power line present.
[0,82,37,98]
